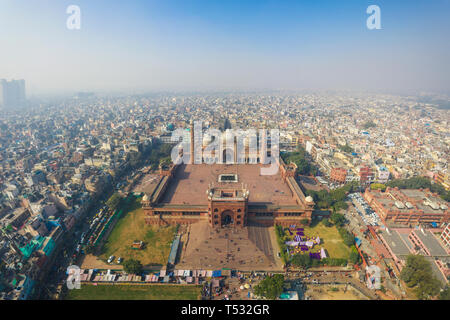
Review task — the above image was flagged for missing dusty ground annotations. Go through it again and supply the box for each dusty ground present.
[177,221,283,271]
[80,254,123,270]
[305,284,369,300]
[298,175,328,191]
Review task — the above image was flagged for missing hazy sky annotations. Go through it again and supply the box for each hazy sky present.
[0,0,449,95]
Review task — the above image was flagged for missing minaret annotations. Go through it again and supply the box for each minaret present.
[190,120,194,164]
[234,137,238,164]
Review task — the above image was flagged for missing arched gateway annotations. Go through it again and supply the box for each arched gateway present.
[207,187,249,229]
[221,210,234,226]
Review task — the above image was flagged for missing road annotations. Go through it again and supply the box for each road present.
[299,273,379,300]
[247,223,275,264]
[35,189,115,299]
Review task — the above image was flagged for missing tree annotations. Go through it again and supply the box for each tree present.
[296,158,311,175]
[440,286,450,300]
[275,225,289,264]
[370,183,386,192]
[330,213,346,227]
[127,151,142,169]
[387,176,449,202]
[338,227,355,247]
[339,144,354,153]
[160,156,172,167]
[291,254,312,269]
[253,274,285,300]
[332,201,348,213]
[401,254,442,300]
[282,147,317,176]
[322,218,332,227]
[348,246,361,265]
[330,188,347,202]
[306,183,354,211]
[363,121,376,129]
[123,259,143,274]
[106,193,123,211]
[300,219,310,226]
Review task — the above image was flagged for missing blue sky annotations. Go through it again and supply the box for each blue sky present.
[0,0,449,94]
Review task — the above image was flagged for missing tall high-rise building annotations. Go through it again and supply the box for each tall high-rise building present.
[0,79,26,109]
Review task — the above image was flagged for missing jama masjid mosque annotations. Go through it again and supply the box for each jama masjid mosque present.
[141,122,314,229]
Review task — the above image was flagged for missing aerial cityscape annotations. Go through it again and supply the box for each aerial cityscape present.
[0,0,449,306]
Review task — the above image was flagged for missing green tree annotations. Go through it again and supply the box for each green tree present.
[401,254,442,300]
[440,286,450,300]
[123,259,143,275]
[339,144,354,153]
[291,254,312,269]
[348,246,361,265]
[300,218,310,226]
[322,218,332,227]
[275,225,289,264]
[370,183,386,191]
[159,156,172,167]
[127,151,142,168]
[387,176,449,202]
[106,193,123,211]
[332,201,348,213]
[282,147,317,176]
[330,213,346,227]
[338,227,355,247]
[330,188,347,202]
[253,274,285,300]
[363,121,376,129]
[306,183,354,211]
[84,246,93,255]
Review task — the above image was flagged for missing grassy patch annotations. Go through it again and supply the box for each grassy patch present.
[285,223,351,260]
[99,198,176,266]
[66,284,201,300]
[305,224,351,259]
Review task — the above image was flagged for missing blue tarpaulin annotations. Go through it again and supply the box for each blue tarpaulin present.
[168,235,180,265]
[46,218,61,231]
[212,270,222,277]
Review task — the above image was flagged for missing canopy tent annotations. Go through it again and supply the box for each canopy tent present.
[212,270,222,277]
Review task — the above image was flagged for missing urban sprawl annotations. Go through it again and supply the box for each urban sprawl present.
[0,90,449,300]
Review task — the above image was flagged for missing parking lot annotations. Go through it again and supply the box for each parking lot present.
[347,193,382,227]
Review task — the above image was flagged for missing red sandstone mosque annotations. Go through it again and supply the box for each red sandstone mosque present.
[141,126,314,228]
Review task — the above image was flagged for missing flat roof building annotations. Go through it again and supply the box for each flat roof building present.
[441,223,450,249]
[364,187,449,226]
[142,162,314,229]
[377,227,449,284]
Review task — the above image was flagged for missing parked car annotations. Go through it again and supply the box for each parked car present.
[107,255,115,264]
[117,257,123,264]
